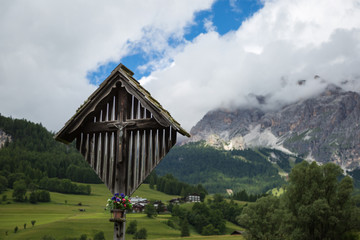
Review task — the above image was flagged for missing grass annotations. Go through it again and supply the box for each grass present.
[0,184,244,240]
[132,184,180,202]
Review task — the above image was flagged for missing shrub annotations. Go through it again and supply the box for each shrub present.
[94,231,105,240]
[133,228,147,239]
[180,219,190,237]
[37,190,50,202]
[144,204,157,218]
[126,220,137,234]
[0,175,7,193]
[12,180,27,202]
[166,219,175,229]
[79,234,87,240]
[29,192,37,204]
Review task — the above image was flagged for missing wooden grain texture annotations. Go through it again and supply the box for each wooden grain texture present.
[57,84,181,196]
[54,64,191,240]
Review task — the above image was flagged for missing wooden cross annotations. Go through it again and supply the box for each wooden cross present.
[55,64,190,240]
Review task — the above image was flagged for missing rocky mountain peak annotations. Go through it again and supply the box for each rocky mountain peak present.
[189,87,360,170]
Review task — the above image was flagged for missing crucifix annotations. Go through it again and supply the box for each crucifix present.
[55,64,190,240]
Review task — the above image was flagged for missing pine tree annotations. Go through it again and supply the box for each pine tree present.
[180,219,190,237]
[149,176,155,189]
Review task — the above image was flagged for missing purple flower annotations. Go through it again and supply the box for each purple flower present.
[115,193,119,197]
[111,196,116,200]
[121,193,125,198]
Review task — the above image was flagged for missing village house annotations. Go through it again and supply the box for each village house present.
[186,193,201,203]
[130,196,148,205]
[132,203,145,213]
[169,197,183,204]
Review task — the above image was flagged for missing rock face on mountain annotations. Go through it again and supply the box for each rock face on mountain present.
[189,86,360,170]
[0,129,11,148]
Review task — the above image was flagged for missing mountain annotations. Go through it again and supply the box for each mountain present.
[156,142,303,193]
[189,85,360,171]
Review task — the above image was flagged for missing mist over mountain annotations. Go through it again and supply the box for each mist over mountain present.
[188,85,360,171]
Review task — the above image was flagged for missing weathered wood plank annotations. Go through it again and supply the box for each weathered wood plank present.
[96,133,102,177]
[158,129,164,162]
[133,131,139,190]
[138,130,144,185]
[126,94,132,121]
[80,133,85,156]
[152,130,157,168]
[109,95,114,121]
[126,132,133,194]
[102,133,108,185]
[94,133,99,173]
[171,127,177,147]
[108,132,115,193]
[164,127,170,154]
[102,105,107,122]
[133,97,139,119]
[139,103,145,119]
[145,109,151,118]
[131,131,136,192]
[84,134,90,161]
[145,129,150,177]
[89,134,95,167]
[99,133,105,180]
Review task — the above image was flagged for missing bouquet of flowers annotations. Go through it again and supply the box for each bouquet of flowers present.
[106,193,133,211]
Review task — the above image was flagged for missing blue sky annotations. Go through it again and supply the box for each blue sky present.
[87,0,263,83]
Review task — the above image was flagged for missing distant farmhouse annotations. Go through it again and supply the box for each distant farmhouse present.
[130,196,148,213]
[170,193,201,204]
[186,193,201,203]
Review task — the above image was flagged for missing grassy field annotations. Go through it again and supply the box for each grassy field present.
[0,184,244,240]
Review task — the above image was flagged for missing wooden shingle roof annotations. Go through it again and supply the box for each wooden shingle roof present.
[55,63,190,144]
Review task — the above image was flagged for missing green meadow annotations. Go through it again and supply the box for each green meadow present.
[0,184,244,240]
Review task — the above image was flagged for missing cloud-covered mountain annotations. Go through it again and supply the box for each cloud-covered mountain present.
[189,85,360,171]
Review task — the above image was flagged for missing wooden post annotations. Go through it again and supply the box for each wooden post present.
[113,125,126,240]
[113,87,128,240]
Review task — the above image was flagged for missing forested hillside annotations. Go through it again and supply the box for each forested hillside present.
[0,114,101,194]
[156,141,302,193]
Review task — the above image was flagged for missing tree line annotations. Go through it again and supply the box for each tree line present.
[170,194,243,236]
[144,171,208,201]
[0,114,98,197]
[159,161,360,238]
[231,189,267,202]
[156,142,287,193]
[237,161,360,240]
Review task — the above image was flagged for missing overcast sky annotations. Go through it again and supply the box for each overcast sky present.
[1,0,360,133]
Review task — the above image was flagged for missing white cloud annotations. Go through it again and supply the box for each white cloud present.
[0,0,213,131]
[2,0,360,136]
[142,0,360,132]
